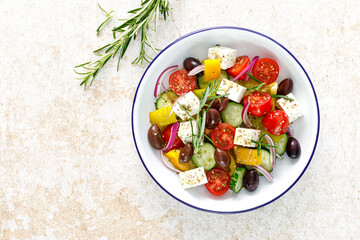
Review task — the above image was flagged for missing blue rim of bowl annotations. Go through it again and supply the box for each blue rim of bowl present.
[131,26,320,214]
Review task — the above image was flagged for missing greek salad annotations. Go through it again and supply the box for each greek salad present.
[147,45,303,196]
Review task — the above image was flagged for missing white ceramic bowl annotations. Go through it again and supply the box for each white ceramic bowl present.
[132,27,320,213]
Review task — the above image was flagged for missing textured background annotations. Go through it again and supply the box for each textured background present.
[1,0,359,239]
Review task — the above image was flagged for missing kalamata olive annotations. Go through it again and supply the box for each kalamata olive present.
[277,78,293,96]
[148,124,164,150]
[286,137,301,158]
[214,148,231,168]
[244,170,259,192]
[183,57,202,72]
[205,108,220,129]
[179,143,194,164]
[217,98,229,112]
[208,97,229,112]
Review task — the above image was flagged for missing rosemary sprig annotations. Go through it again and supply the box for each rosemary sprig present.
[96,4,115,35]
[271,95,294,101]
[75,0,170,90]
[251,133,277,156]
[247,82,266,91]
[246,73,263,84]
[177,80,227,152]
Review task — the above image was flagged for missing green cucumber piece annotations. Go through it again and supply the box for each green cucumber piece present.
[229,167,246,193]
[274,133,289,155]
[221,102,244,127]
[191,143,216,171]
[198,70,228,89]
[260,149,273,173]
[155,91,178,110]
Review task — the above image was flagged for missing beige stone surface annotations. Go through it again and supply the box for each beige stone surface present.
[1,0,359,239]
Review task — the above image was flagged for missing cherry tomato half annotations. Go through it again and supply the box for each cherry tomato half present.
[162,124,184,151]
[252,58,279,84]
[205,168,230,196]
[243,91,273,117]
[262,110,289,136]
[210,123,236,150]
[169,69,197,95]
[227,56,250,80]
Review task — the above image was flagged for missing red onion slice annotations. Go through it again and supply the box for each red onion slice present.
[241,100,253,128]
[265,134,277,169]
[160,151,181,174]
[154,65,179,97]
[188,64,204,76]
[244,56,259,82]
[253,165,273,182]
[162,122,179,153]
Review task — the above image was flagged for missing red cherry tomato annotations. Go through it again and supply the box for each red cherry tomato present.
[169,69,196,95]
[210,123,235,150]
[262,110,289,136]
[252,58,279,84]
[162,124,184,151]
[205,168,230,196]
[227,56,250,80]
[243,91,273,117]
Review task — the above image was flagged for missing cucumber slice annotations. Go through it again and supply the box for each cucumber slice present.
[155,91,178,110]
[221,102,244,127]
[274,133,289,155]
[198,70,228,89]
[229,167,246,193]
[260,149,273,173]
[191,143,216,171]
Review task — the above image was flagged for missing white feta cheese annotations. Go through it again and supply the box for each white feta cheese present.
[216,79,246,103]
[208,46,237,70]
[277,93,303,123]
[173,91,200,120]
[234,128,262,148]
[178,121,199,144]
[179,167,208,190]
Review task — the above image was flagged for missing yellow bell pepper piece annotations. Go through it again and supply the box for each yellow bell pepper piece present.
[149,105,177,127]
[261,82,278,95]
[261,82,278,111]
[164,149,196,171]
[193,89,206,99]
[228,152,237,176]
[233,146,261,165]
[193,89,216,99]
[204,59,221,82]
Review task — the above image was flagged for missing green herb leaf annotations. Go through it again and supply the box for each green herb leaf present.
[246,73,263,84]
[271,95,294,101]
[75,0,171,90]
[96,4,115,35]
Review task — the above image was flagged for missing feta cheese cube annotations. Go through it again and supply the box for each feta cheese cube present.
[216,79,246,103]
[208,46,237,70]
[277,93,303,123]
[234,128,262,148]
[179,167,208,189]
[173,91,200,120]
[178,121,199,143]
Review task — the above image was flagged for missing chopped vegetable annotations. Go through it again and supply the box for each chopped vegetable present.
[154,65,180,97]
[203,59,221,82]
[229,167,246,193]
[149,105,177,127]
[233,146,262,165]
[164,149,196,171]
